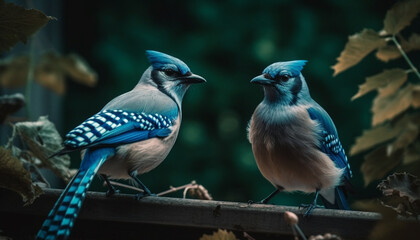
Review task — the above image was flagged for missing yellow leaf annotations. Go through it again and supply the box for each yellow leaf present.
[384,0,420,35]
[332,29,386,76]
[372,84,415,126]
[0,0,56,53]
[361,146,402,186]
[0,55,29,88]
[199,229,238,240]
[352,69,407,100]
[0,146,43,205]
[60,54,98,87]
[14,116,72,182]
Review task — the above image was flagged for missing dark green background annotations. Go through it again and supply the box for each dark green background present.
[58,0,403,206]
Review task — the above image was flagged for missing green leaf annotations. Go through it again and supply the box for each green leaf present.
[0,0,56,53]
[0,146,43,205]
[384,0,420,35]
[361,146,402,186]
[332,29,387,76]
[352,69,407,100]
[14,116,72,182]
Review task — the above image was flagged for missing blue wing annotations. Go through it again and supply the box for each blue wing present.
[61,110,174,152]
[307,107,352,180]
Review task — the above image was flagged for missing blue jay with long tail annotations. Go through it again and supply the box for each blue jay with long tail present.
[35,50,205,239]
[247,60,352,216]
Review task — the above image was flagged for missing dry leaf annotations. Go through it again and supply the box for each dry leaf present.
[376,45,402,62]
[387,123,419,156]
[14,116,72,182]
[0,93,25,123]
[376,34,420,62]
[0,146,43,205]
[361,146,403,186]
[60,54,98,87]
[308,233,342,240]
[0,0,56,53]
[352,69,407,100]
[199,229,238,240]
[332,29,387,76]
[383,0,420,35]
[351,121,402,156]
[377,172,420,217]
[371,84,420,126]
[0,55,29,88]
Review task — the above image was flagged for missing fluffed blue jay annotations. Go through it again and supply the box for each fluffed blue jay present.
[247,60,352,216]
[35,50,205,239]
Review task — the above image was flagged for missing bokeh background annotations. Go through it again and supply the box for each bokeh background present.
[2,0,403,206]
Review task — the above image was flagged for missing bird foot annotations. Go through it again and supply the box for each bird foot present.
[105,188,120,197]
[135,192,157,200]
[299,204,324,218]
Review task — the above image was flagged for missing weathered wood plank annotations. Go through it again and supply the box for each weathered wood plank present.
[0,189,381,239]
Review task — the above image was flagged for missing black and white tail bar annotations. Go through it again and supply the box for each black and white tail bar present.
[64,110,173,148]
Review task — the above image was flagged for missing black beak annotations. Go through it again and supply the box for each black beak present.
[250,75,275,85]
[178,73,206,84]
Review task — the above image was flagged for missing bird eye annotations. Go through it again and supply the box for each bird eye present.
[276,74,291,82]
[163,69,177,76]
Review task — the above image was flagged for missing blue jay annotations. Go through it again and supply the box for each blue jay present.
[247,60,352,216]
[35,50,205,239]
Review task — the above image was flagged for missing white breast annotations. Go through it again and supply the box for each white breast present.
[98,117,181,179]
[248,104,343,193]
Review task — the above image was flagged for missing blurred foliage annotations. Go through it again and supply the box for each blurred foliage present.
[333,0,420,187]
[0,52,97,95]
[60,0,405,205]
[0,0,55,53]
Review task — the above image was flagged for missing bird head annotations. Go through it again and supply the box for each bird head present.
[140,50,206,106]
[251,60,310,105]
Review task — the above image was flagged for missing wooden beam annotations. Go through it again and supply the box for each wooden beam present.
[0,189,381,239]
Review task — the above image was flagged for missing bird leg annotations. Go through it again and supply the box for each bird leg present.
[249,187,283,204]
[101,174,119,197]
[299,189,324,217]
[128,170,156,200]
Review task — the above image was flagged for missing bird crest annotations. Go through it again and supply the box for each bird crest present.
[146,50,190,75]
[263,60,307,79]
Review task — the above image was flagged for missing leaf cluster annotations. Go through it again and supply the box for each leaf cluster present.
[333,0,420,186]
[1,116,74,204]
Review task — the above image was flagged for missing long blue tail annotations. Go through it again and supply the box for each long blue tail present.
[36,148,114,240]
[320,186,350,210]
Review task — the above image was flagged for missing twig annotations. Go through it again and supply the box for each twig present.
[391,35,420,80]
[108,180,212,199]
[243,232,256,240]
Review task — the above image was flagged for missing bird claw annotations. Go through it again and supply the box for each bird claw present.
[299,204,324,218]
[105,188,120,197]
[135,192,157,200]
